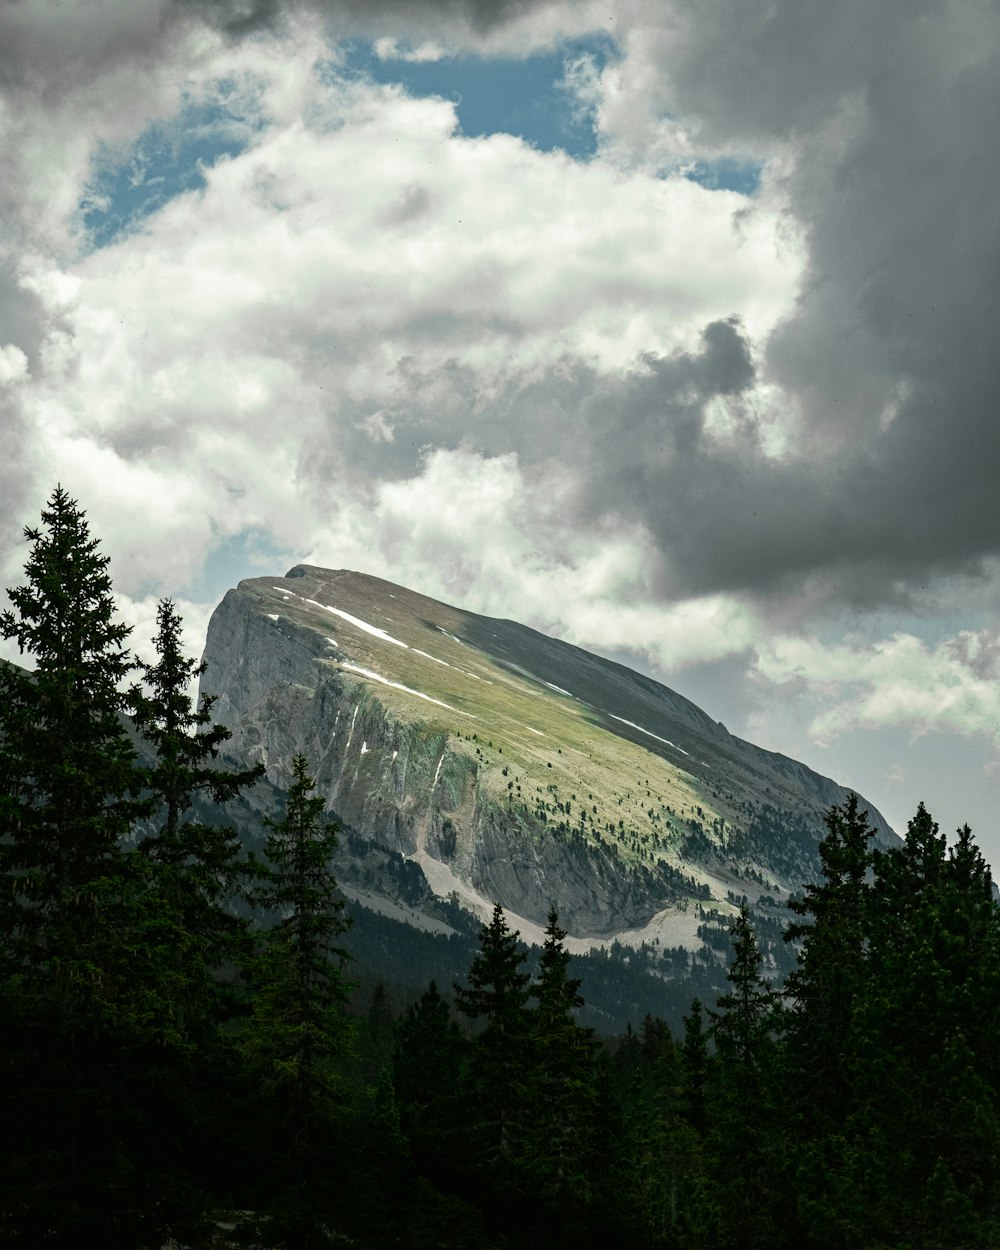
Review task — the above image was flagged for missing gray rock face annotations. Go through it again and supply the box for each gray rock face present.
[199,566,896,941]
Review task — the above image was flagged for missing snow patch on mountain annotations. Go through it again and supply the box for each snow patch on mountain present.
[306,600,409,648]
[340,661,469,714]
[543,681,574,697]
[436,626,466,646]
[414,648,450,666]
[609,714,690,756]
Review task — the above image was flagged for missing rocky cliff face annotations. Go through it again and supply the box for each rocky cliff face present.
[199,565,896,943]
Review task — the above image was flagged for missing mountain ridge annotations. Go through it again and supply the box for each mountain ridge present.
[198,563,896,950]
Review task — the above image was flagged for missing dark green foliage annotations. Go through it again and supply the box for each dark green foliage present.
[784,793,873,1106]
[394,980,468,1183]
[131,598,264,1034]
[836,806,1000,1248]
[520,907,600,1240]
[604,1016,707,1249]
[706,905,785,1250]
[0,486,144,971]
[0,489,194,1247]
[782,794,876,1243]
[710,904,782,1066]
[239,754,355,1246]
[781,798,1000,1249]
[680,997,709,1136]
[131,597,263,887]
[132,598,263,845]
[454,902,533,1189]
[360,979,397,1082]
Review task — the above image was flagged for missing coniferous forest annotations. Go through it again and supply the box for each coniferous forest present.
[3,488,1000,1249]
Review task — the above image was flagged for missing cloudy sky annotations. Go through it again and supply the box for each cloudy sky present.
[3,0,999,863]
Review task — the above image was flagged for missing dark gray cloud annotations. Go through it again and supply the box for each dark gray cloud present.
[346,0,1000,611]
[0,262,46,371]
[0,0,557,111]
[612,0,1000,602]
[283,0,1000,611]
[173,0,561,40]
[315,296,999,611]
[0,7,174,99]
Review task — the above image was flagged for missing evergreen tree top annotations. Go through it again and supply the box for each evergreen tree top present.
[454,903,531,1023]
[0,486,143,898]
[2,485,131,681]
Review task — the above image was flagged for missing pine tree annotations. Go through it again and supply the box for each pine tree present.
[782,795,875,1244]
[394,980,468,1183]
[707,905,784,1250]
[126,598,266,1222]
[0,488,203,1247]
[132,596,262,857]
[521,907,599,1239]
[130,598,262,1026]
[784,794,873,1108]
[239,754,354,1246]
[680,998,709,1138]
[605,1013,707,1250]
[0,486,143,972]
[454,903,532,1186]
[837,807,1000,1247]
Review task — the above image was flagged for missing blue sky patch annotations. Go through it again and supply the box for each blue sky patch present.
[80,93,255,250]
[345,35,616,159]
[182,526,292,603]
[684,158,763,197]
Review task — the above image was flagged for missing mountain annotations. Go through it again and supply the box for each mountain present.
[199,564,896,960]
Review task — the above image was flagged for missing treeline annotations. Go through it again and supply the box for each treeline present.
[3,489,1000,1248]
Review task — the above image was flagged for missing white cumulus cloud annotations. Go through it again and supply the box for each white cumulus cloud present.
[0,344,28,386]
[757,629,1000,749]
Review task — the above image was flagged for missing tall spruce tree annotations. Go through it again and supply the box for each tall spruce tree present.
[837,806,1000,1248]
[132,597,263,857]
[521,906,598,1237]
[394,980,468,1183]
[130,598,262,1023]
[606,1015,706,1250]
[680,998,709,1139]
[0,488,202,1247]
[126,599,266,1220]
[240,754,354,1247]
[0,486,142,970]
[454,903,532,1190]
[707,905,784,1250]
[784,794,873,1107]
[782,795,875,1244]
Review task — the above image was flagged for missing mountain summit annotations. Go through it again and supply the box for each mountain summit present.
[200,565,895,949]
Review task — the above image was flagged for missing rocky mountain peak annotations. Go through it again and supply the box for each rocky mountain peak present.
[199,564,895,947]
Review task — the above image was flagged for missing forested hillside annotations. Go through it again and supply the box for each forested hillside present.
[3,489,999,1248]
